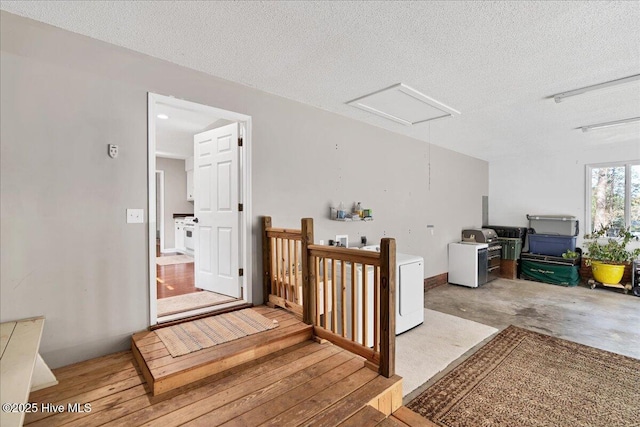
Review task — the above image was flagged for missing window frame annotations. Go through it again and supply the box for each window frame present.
[585,159,640,234]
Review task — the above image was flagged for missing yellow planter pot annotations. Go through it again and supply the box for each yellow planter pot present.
[591,261,625,285]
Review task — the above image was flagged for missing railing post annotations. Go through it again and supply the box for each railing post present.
[379,238,396,378]
[301,218,315,325]
[261,216,272,305]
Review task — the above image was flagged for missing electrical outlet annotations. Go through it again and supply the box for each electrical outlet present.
[108,144,118,159]
[127,209,144,224]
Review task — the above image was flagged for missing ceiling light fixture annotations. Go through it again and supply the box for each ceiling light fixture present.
[580,117,640,132]
[553,74,640,103]
[347,83,460,126]
[157,114,169,120]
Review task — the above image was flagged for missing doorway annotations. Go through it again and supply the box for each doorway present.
[148,93,252,325]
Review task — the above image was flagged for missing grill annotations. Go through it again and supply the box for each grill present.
[461,229,501,284]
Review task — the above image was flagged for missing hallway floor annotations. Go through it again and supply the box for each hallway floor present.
[156,252,198,299]
[424,278,639,360]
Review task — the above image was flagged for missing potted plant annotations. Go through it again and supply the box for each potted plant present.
[583,225,640,285]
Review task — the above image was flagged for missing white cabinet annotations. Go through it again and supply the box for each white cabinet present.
[186,171,194,201]
[175,218,185,252]
[448,242,488,287]
[185,156,194,202]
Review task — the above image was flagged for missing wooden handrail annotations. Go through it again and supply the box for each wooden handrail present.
[262,216,305,313]
[306,238,396,378]
[301,218,314,325]
[379,238,396,378]
[261,216,273,305]
[265,228,303,240]
[307,245,381,263]
[262,215,396,378]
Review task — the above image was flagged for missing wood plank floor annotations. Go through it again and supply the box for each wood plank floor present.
[132,306,314,395]
[25,339,408,426]
[156,253,197,299]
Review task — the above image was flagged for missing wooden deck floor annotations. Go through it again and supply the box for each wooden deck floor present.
[24,306,433,426]
[132,306,314,395]
[25,339,409,426]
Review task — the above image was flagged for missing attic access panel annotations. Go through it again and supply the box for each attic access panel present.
[347,83,460,126]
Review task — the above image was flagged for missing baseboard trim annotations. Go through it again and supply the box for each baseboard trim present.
[424,272,448,291]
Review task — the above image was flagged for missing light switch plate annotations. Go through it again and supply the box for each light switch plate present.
[127,209,144,224]
[335,234,349,248]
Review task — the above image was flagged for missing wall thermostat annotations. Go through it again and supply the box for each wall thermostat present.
[108,144,118,159]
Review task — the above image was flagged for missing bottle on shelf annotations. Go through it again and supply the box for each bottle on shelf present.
[337,202,345,219]
[356,202,363,219]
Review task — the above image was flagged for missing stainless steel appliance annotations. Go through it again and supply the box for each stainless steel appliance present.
[462,228,499,244]
[462,228,501,282]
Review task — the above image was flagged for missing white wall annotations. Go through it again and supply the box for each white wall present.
[489,141,640,248]
[156,157,194,249]
[0,12,487,368]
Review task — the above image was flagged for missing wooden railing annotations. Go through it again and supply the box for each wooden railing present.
[262,216,396,377]
[262,217,310,319]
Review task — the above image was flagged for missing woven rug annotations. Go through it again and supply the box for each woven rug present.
[407,325,639,427]
[156,255,194,266]
[157,291,237,317]
[155,309,279,357]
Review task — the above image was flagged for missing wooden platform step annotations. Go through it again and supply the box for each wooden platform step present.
[337,405,435,426]
[390,406,439,426]
[131,306,313,395]
[26,339,406,426]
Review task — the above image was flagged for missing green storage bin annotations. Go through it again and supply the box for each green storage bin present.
[521,260,579,287]
[499,237,522,260]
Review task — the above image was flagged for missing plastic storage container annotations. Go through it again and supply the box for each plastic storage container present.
[486,226,527,239]
[527,215,579,236]
[521,259,579,287]
[499,237,522,260]
[528,234,576,257]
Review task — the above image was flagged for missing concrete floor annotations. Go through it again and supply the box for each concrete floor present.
[424,278,640,360]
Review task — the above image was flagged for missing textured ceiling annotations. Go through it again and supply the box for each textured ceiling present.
[2,1,639,161]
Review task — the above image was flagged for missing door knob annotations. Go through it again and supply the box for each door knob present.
[193,218,199,223]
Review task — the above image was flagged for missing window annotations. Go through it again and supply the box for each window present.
[586,161,640,236]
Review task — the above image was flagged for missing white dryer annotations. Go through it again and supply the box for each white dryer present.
[362,246,424,334]
[396,252,425,333]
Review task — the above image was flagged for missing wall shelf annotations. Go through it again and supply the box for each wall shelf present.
[331,217,373,222]
[329,204,373,222]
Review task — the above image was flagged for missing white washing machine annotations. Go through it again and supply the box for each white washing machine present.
[328,246,424,347]
[361,245,424,335]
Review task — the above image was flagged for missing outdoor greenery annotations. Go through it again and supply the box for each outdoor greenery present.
[583,225,640,265]
[561,249,580,259]
[590,164,640,236]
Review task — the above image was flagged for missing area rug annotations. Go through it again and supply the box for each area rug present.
[397,309,497,397]
[156,255,194,266]
[157,291,237,317]
[155,308,279,357]
[407,325,640,427]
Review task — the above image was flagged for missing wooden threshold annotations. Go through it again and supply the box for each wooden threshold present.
[150,302,253,330]
[25,338,404,426]
[132,306,313,395]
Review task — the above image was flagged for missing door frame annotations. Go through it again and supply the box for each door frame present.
[147,92,253,325]
[155,170,165,253]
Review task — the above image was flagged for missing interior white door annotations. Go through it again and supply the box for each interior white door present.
[194,123,241,298]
